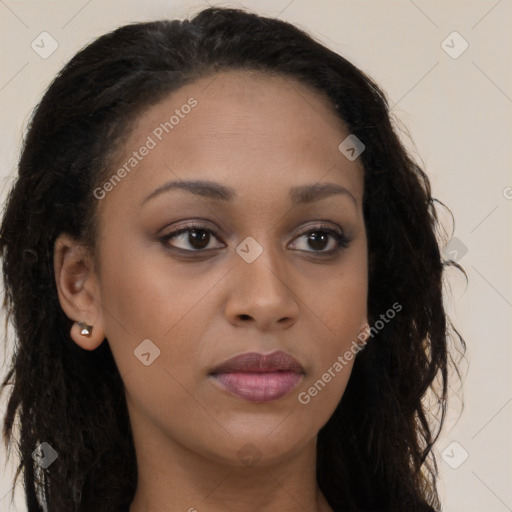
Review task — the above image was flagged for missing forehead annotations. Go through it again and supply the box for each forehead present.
[97,69,363,213]
[127,69,349,154]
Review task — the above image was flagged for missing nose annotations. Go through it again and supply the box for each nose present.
[224,241,300,332]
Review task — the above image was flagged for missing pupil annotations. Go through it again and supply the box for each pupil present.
[309,231,327,250]
[189,229,209,249]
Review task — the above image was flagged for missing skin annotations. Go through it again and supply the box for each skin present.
[54,70,368,512]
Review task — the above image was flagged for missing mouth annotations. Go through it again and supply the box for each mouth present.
[209,350,305,403]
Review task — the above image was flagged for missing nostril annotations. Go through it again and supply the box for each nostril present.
[239,314,251,321]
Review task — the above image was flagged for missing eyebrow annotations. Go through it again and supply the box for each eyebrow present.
[141,179,357,207]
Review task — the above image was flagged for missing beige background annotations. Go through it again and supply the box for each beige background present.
[1,1,511,511]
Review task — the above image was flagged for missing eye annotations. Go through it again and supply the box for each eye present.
[289,226,351,255]
[160,224,224,251]
[159,222,351,256]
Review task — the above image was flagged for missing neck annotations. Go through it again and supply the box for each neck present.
[127,414,332,512]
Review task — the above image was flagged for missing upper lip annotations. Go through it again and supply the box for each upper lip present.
[210,350,304,374]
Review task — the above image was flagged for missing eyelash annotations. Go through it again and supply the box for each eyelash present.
[160,222,351,257]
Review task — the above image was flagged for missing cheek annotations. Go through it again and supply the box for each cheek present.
[96,243,220,373]
[99,252,222,446]
[298,256,367,342]
[293,257,367,417]
[100,230,197,317]
[291,316,360,438]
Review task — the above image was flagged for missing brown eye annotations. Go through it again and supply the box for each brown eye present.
[161,225,224,251]
[289,227,350,255]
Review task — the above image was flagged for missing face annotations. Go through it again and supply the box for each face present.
[60,70,368,468]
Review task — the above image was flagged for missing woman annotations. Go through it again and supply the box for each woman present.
[0,6,465,512]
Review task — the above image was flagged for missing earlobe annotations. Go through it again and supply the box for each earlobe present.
[53,233,106,350]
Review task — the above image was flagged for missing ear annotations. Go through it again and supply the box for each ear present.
[53,233,106,350]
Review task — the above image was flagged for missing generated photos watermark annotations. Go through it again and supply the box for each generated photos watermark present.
[298,302,402,404]
[94,97,198,200]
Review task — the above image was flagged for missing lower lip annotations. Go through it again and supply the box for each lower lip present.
[211,371,303,402]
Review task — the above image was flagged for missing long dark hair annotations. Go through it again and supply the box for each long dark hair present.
[1,7,466,512]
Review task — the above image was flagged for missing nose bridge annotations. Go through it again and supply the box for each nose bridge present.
[236,233,289,296]
[226,232,299,328]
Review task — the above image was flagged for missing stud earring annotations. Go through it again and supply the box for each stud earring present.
[77,321,93,337]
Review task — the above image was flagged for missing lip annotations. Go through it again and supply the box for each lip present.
[209,350,305,403]
[211,350,304,374]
